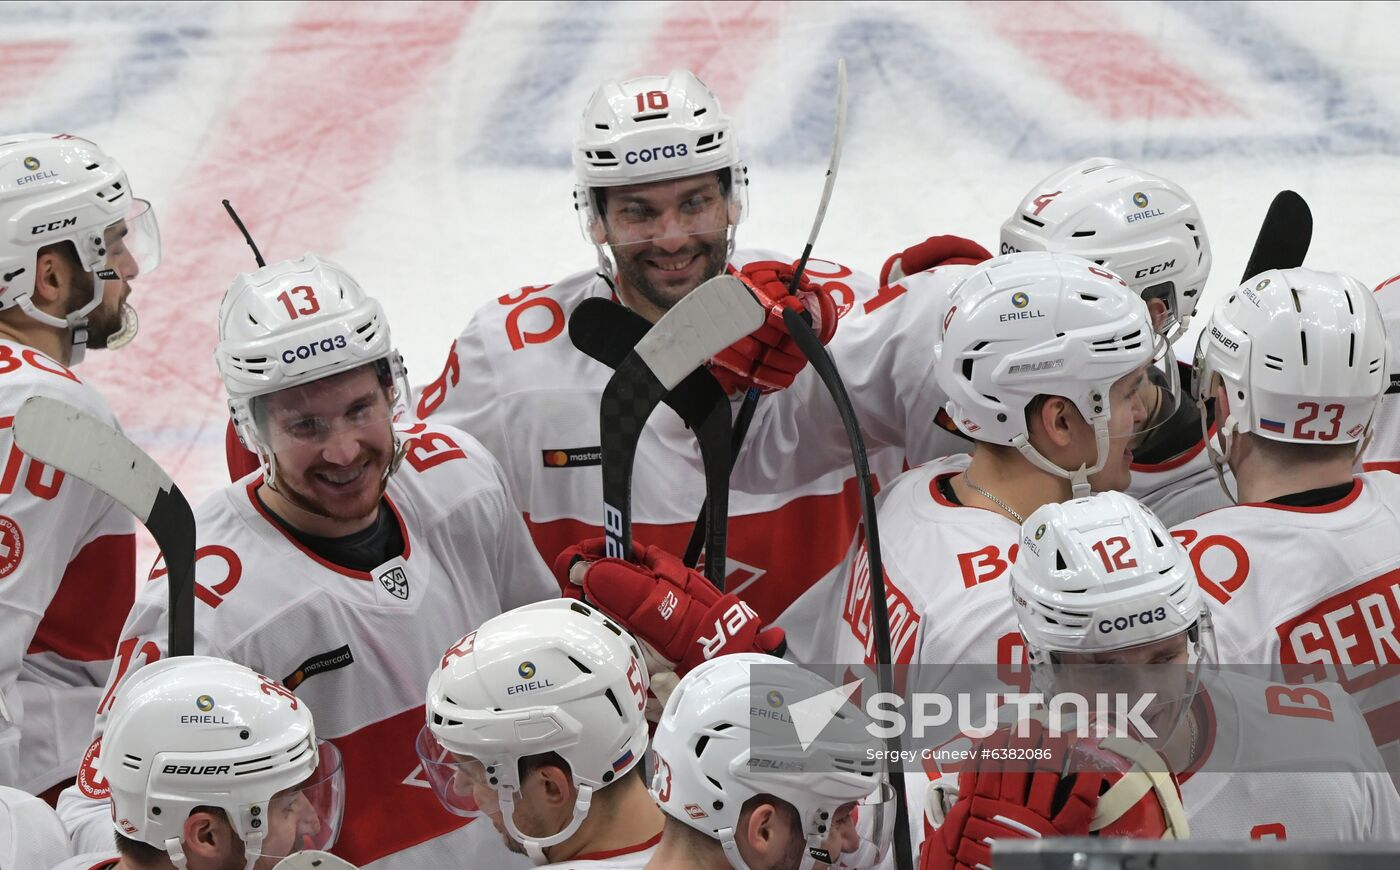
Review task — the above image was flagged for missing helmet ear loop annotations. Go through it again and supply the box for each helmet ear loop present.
[163,837,190,870]
[499,781,596,866]
[1205,411,1240,505]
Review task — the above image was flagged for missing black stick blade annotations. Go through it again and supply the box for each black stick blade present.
[1241,191,1312,283]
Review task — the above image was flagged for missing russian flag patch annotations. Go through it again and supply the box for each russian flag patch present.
[612,750,634,772]
[1259,418,1286,433]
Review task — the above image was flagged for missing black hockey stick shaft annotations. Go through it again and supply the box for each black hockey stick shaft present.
[781,307,913,870]
[570,298,733,588]
[1240,190,1311,282]
[688,58,849,562]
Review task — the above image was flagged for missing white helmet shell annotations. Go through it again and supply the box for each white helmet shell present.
[1001,157,1210,341]
[935,251,1154,492]
[98,656,342,870]
[423,599,651,861]
[214,254,408,455]
[650,654,887,870]
[1011,491,1203,657]
[1196,267,1387,449]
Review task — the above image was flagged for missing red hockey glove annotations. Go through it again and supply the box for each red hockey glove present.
[922,721,1102,870]
[552,539,785,717]
[709,260,838,395]
[226,418,261,482]
[880,235,992,286]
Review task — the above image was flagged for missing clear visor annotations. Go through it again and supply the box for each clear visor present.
[1037,614,1217,749]
[805,782,897,870]
[578,175,741,251]
[1128,330,1182,442]
[414,726,485,818]
[253,740,346,859]
[254,376,396,454]
[101,198,161,278]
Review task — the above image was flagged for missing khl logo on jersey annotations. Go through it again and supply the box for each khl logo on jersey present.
[379,566,410,600]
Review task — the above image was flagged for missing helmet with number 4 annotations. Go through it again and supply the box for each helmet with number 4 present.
[1195,268,1387,498]
[572,69,748,268]
[1001,157,1210,342]
[0,133,160,362]
[418,599,651,863]
[935,251,1162,496]
[98,656,345,870]
[214,254,410,477]
[651,654,894,870]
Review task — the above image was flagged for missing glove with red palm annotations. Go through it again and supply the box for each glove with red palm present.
[920,721,1102,870]
[553,539,786,718]
[709,260,838,395]
[880,235,992,286]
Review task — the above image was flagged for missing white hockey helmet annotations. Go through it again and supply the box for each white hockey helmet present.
[935,251,1163,496]
[1195,268,1388,498]
[418,599,651,863]
[98,656,345,870]
[650,654,893,870]
[572,70,747,263]
[1011,492,1215,744]
[0,133,160,360]
[214,254,409,474]
[1001,157,1210,343]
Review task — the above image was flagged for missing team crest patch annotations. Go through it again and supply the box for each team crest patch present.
[78,736,110,800]
[0,515,23,579]
[378,566,409,600]
[542,447,602,468]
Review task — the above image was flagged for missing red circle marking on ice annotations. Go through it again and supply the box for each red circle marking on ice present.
[0,515,23,579]
[78,736,110,800]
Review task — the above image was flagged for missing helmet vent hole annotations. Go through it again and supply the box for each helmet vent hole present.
[122,754,143,770]
[1300,331,1308,365]
[1070,230,1095,238]
[1345,290,1355,315]
[713,723,733,732]
[694,132,723,154]
[961,359,974,381]
[1150,529,1164,547]
[1290,287,1303,314]
[1093,259,1106,266]
[594,123,610,131]
[1349,332,1356,368]
[695,735,711,757]
[634,112,668,122]
[693,107,707,117]
[1263,354,1284,372]
[1079,293,1100,302]
[1020,215,1045,228]
[603,688,623,717]
[706,775,723,790]
[568,655,593,675]
[86,163,99,170]
[1056,551,1068,571]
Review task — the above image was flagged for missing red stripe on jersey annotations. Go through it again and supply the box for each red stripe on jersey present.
[1364,700,1400,751]
[243,478,411,580]
[1240,478,1363,514]
[524,475,868,623]
[329,705,471,864]
[27,533,135,660]
[1362,461,1400,474]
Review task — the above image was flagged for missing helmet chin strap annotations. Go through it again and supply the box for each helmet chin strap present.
[500,783,595,866]
[1199,398,1240,504]
[1011,411,1111,500]
[719,830,750,870]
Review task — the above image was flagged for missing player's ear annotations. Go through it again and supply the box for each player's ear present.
[1146,297,1170,331]
[182,809,231,859]
[32,245,71,307]
[1212,375,1231,420]
[589,216,609,247]
[1035,395,1078,450]
[739,801,782,857]
[532,763,575,808]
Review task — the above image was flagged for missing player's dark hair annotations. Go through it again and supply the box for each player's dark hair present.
[593,168,733,223]
[518,750,642,798]
[1249,433,1359,468]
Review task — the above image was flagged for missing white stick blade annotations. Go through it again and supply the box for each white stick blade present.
[272,852,360,870]
[634,275,766,389]
[13,396,170,522]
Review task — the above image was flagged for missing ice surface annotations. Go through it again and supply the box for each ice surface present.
[4,0,1399,561]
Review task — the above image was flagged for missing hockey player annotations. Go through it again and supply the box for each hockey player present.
[415,68,909,626]
[646,653,893,870]
[923,490,1399,868]
[52,655,345,870]
[0,133,160,799]
[1362,270,1400,474]
[57,255,557,868]
[419,599,661,869]
[1172,267,1400,782]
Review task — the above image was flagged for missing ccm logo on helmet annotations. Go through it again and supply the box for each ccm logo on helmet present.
[1098,607,1168,634]
[162,764,231,776]
[30,216,77,235]
[625,143,689,165]
[282,335,348,364]
[1134,259,1176,279]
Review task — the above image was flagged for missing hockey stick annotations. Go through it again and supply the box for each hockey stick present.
[686,57,849,558]
[13,396,195,656]
[781,307,913,870]
[272,852,358,870]
[598,276,764,562]
[570,297,734,588]
[1240,190,1311,282]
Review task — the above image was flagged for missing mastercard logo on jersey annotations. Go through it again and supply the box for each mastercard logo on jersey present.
[542,447,602,468]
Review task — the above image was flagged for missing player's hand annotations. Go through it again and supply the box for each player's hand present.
[553,539,785,717]
[881,235,992,286]
[922,721,1102,870]
[709,260,838,395]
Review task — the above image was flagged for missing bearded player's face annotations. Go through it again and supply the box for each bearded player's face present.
[261,365,395,526]
[602,172,730,314]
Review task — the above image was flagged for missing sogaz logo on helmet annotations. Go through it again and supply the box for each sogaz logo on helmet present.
[181,693,230,726]
[1000,291,1045,322]
[624,143,689,165]
[508,660,554,695]
[1097,606,1168,634]
[22,157,39,171]
[1125,189,1164,224]
[281,334,348,364]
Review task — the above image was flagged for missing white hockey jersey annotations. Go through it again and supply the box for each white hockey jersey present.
[49,855,113,870]
[1170,473,1400,785]
[1126,425,1233,527]
[415,252,957,627]
[540,833,659,870]
[1180,669,1400,839]
[55,422,557,869]
[1362,273,1400,475]
[0,340,135,795]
